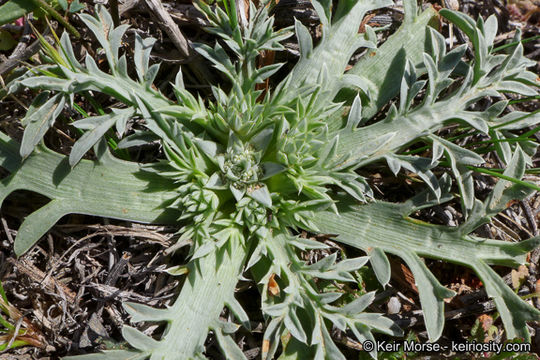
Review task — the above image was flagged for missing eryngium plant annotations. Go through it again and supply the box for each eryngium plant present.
[1,0,539,358]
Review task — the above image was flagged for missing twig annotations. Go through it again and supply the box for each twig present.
[144,0,190,57]
[7,258,77,305]
[520,200,538,236]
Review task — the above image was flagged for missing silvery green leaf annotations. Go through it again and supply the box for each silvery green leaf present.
[195,139,221,158]
[70,109,135,166]
[354,313,402,336]
[261,162,286,179]
[314,322,345,360]
[59,31,83,70]
[145,63,161,86]
[213,319,240,335]
[295,18,313,58]
[117,131,159,149]
[109,24,130,66]
[250,126,274,153]
[393,252,455,341]
[334,256,369,272]
[226,298,250,330]
[310,0,331,28]
[253,63,284,84]
[63,350,148,360]
[369,247,391,287]
[123,302,172,322]
[263,302,289,317]
[385,155,441,199]
[430,135,483,212]
[458,112,489,133]
[163,265,189,276]
[261,317,282,360]
[20,76,74,92]
[427,27,446,62]
[134,33,157,83]
[340,291,376,315]
[117,55,128,78]
[122,326,160,352]
[245,242,264,269]
[323,312,346,331]
[403,0,418,23]
[349,323,377,359]
[497,80,538,96]
[191,240,215,260]
[483,15,498,47]
[174,68,185,90]
[431,136,484,166]
[486,148,527,214]
[340,74,370,94]
[284,308,307,343]
[346,95,363,130]
[306,252,337,271]
[20,93,66,158]
[79,6,125,69]
[493,111,540,130]
[288,237,329,251]
[206,173,227,189]
[193,43,235,80]
[230,184,246,202]
[213,328,248,360]
[439,44,467,78]
[317,292,343,304]
[248,184,272,207]
[431,140,444,165]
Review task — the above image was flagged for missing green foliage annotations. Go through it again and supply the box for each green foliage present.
[1,0,539,359]
[0,0,83,37]
[0,0,35,26]
[0,281,42,351]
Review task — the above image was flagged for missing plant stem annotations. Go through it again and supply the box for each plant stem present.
[467,166,540,192]
[30,0,80,38]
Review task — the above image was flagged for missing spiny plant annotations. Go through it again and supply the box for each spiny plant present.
[1,0,539,358]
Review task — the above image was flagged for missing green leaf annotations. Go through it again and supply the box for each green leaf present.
[70,109,135,166]
[123,302,172,323]
[213,326,248,360]
[294,18,313,59]
[20,92,66,158]
[122,326,160,352]
[312,194,539,341]
[368,247,391,287]
[345,7,437,118]
[339,291,376,315]
[0,0,34,26]
[63,350,148,360]
[0,30,17,51]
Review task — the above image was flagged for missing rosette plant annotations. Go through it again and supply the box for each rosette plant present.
[1,0,539,358]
